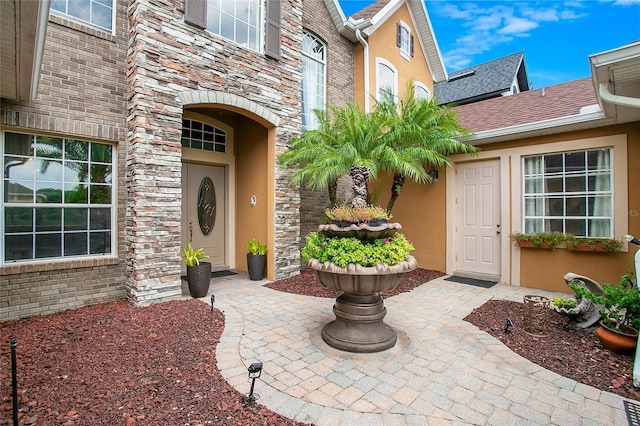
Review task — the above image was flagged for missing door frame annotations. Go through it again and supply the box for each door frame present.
[446,156,510,283]
[181,111,236,271]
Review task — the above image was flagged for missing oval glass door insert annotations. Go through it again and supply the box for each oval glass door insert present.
[197,177,216,236]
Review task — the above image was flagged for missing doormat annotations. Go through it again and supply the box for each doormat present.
[181,270,237,281]
[444,275,497,288]
[625,400,640,426]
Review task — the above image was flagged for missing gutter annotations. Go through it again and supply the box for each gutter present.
[346,19,372,112]
[31,0,51,100]
[599,82,640,109]
[462,109,607,145]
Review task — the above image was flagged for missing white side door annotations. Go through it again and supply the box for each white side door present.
[181,163,226,271]
[456,160,501,277]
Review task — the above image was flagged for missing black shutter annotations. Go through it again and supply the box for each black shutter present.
[410,35,414,57]
[185,0,206,29]
[396,23,401,47]
[265,0,281,59]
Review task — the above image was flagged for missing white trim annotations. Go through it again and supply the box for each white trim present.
[375,57,398,101]
[447,134,628,286]
[398,20,411,61]
[414,81,430,100]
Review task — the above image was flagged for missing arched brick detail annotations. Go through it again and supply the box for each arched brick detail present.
[178,91,280,127]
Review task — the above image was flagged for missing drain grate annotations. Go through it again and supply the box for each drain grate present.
[625,400,640,426]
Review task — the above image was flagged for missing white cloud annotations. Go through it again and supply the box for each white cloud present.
[611,0,640,6]
[498,16,539,35]
[430,1,593,71]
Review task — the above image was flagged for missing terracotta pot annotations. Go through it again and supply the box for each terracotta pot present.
[516,240,554,249]
[595,320,638,354]
[566,241,609,252]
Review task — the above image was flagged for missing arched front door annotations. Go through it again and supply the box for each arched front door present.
[181,163,226,272]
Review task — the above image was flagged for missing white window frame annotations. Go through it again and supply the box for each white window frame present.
[50,0,116,34]
[376,58,398,101]
[1,131,117,265]
[398,21,412,60]
[414,81,431,101]
[522,148,614,238]
[182,119,227,153]
[205,0,264,53]
[301,31,326,130]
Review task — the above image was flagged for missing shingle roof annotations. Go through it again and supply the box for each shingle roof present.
[351,0,393,19]
[434,52,529,105]
[455,78,597,133]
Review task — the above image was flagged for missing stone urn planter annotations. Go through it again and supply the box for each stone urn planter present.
[308,257,417,353]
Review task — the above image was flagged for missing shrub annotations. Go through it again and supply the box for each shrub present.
[302,232,414,268]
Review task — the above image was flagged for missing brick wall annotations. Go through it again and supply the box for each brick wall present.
[299,0,355,252]
[0,1,129,321]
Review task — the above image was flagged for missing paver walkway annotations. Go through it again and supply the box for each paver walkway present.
[192,273,635,425]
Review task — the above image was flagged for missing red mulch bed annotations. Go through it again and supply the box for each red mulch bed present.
[263,268,446,298]
[464,299,640,401]
[1,300,310,426]
[3,269,639,425]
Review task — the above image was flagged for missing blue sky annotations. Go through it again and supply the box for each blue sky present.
[338,1,640,88]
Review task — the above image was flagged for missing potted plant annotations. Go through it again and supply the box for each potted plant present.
[509,231,569,249]
[303,225,417,353]
[566,237,623,253]
[569,272,640,354]
[181,244,211,298]
[247,239,267,281]
[324,204,391,227]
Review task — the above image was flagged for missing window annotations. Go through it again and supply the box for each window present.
[396,22,414,59]
[182,119,227,153]
[523,148,613,238]
[414,82,431,101]
[206,0,263,51]
[301,31,326,130]
[2,132,114,263]
[376,59,397,100]
[50,0,114,32]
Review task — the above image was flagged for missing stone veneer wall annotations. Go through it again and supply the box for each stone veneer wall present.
[298,0,355,253]
[0,2,129,320]
[125,0,304,298]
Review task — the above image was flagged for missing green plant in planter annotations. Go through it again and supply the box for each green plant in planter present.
[509,231,571,248]
[302,232,414,268]
[569,272,640,331]
[181,244,209,266]
[565,237,624,252]
[247,239,267,256]
[551,297,578,310]
[324,204,391,224]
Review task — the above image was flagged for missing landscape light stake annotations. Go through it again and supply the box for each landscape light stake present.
[505,317,513,333]
[242,362,263,407]
[11,337,18,426]
[211,294,215,311]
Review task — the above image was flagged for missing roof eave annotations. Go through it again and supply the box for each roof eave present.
[0,0,50,101]
[462,110,609,145]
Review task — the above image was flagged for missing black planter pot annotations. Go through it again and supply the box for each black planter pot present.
[247,254,266,281]
[186,262,211,298]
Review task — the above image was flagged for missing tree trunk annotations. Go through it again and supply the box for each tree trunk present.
[328,181,337,205]
[386,173,405,214]
[350,166,370,208]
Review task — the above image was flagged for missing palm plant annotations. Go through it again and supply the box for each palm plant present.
[375,84,476,213]
[279,83,476,214]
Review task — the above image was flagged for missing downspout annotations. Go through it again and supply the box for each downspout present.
[31,0,51,100]
[353,24,370,113]
[599,82,640,108]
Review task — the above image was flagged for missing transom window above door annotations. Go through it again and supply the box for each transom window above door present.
[182,119,227,153]
[523,148,613,238]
